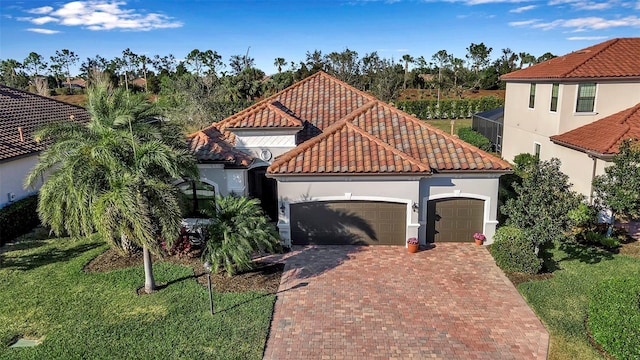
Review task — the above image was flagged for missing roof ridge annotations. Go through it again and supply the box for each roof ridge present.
[266,102,303,127]
[315,71,380,103]
[564,38,619,78]
[0,84,88,111]
[344,122,432,172]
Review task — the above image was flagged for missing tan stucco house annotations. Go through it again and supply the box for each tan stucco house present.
[0,85,90,208]
[188,72,511,246]
[501,38,640,201]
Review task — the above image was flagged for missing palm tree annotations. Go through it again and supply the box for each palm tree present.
[274,57,286,73]
[26,77,198,293]
[401,54,414,90]
[202,195,280,276]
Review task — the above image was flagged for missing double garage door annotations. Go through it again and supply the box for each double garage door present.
[290,201,407,245]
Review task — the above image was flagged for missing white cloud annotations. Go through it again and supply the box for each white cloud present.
[27,6,53,14]
[510,4,537,12]
[547,0,616,10]
[531,15,640,30]
[27,28,60,34]
[509,19,541,26]
[566,35,609,40]
[20,1,182,31]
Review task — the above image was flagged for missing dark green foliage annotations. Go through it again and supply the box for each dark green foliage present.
[457,127,492,151]
[593,138,640,221]
[512,152,539,178]
[202,195,280,276]
[502,158,582,248]
[498,173,521,224]
[588,277,640,360]
[0,195,40,246]
[397,96,504,120]
[489,225,542,274]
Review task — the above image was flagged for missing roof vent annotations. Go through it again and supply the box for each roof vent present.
[18,127,24,142]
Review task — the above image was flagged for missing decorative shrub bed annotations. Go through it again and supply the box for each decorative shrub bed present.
[588,277,640,360]
[397,96,504,120]
[457,127,492,151]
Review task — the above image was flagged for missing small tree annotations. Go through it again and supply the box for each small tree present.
[502,158,582,248]
[202,195,280,276]
[593,138,640,222]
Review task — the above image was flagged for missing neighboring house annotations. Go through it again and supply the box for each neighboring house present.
[0,85,90,208]
[501,38,640,200]
[188,72,511,246]
[472,107,504,153]
[62,78,87,89]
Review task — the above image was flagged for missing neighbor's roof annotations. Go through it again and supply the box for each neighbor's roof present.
[188,126,254,166]
[501,38,640,81]
[550,102,640,157]
[0,85,90,162]
[189,71,511,175]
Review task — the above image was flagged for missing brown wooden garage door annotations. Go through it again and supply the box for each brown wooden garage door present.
[426,198,484,242]
[290,201,407,245]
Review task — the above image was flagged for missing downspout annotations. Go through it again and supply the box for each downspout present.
[589,155,597,205]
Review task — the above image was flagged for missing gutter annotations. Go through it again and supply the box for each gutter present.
[549,138,615,161]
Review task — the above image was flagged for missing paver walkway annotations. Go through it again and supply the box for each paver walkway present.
[263,244,548,359]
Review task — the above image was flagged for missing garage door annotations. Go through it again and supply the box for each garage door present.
[426,198,484,242]
[290,201,407,245]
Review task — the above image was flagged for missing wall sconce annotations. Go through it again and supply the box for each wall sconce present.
[412,202,419,212]
[279,203,286,214]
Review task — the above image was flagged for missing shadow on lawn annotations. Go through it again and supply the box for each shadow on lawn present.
[554,241,615,266]
[212,281,309,315]
[1,242,103,271]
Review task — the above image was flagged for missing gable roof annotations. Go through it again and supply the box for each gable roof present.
[501,38,640,81]
[189,71,511,175]
[0,85,90,163]
[187,126,254,166]
[550,102,640,158]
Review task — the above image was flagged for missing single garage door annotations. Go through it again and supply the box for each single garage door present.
[426,198,484,242]
[290,201,407,245]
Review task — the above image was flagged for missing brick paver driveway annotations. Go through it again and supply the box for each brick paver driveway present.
[263,244,548,359]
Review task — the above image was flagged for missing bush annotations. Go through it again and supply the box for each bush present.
[489,225,542,274]
[457,127,492,151]
[588,277,640,360]
[397,96,505,120]
[0,195,40,246]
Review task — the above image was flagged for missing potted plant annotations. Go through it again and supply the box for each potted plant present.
[473,232,486,246]
[407,237,419,253]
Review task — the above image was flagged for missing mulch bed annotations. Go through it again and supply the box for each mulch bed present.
[84,248,284,294]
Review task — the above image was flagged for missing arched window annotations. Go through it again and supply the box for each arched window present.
[177,180,216,216]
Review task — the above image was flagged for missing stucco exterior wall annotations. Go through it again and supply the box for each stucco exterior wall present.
[275,178,421,246]
[197,164,248,196]
[419,175,502,244]
[0,156,40,208]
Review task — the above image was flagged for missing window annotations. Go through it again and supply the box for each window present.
[550,83,559,112]
[576,83,596,112]
[178,180,216,216]
[529,83,536,108]
[534,143,541,158]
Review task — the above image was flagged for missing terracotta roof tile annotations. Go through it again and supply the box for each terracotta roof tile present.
[502,38,640,81]
[550,102,640,155]
[186,126,253,166]
[0,85,90,162]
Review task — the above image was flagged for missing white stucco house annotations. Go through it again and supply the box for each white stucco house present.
[501,37,640,201]
[188,72,511,247]
[0,85,90,208]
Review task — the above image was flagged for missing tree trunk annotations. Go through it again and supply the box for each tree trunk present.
[143,246,156,293]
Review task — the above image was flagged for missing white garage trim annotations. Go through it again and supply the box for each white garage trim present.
[424,192,492,238]
[278,194,419,247]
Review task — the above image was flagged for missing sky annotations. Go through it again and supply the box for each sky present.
[0,0,639,75]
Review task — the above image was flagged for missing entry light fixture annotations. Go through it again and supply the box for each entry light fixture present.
[412,202,419,212]
[279,203,286,214]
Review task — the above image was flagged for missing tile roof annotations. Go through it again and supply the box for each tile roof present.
[0,85,90,162]
[501,38,640,81]
[191,71,511,174]
[187,126,254,166]
[550,102,640,156]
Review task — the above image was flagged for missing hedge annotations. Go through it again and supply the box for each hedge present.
[457,127,492,151]
[489,225,542,274]
[0,195,40,246]
[588,277,640,360]
[397,96,504,120]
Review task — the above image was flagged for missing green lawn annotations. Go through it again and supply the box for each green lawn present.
[0,234,275,359]
[422,118,472,135]
[517,243,640,360]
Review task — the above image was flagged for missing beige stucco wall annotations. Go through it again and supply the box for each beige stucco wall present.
[275,177,421,246]
[419,175,502,244]
[197,164,248,196]
[0,156,40,208]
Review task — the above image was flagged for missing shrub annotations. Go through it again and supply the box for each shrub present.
[598,236,620,249]
[396,96,505,120]
[489,225,542,274]
[588,277,640,360]
[0,195,40,246]
[457,127,492,151]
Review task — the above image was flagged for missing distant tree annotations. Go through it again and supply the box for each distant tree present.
[371,59,403,102]
[229,53,255,75]
[361,51,382,91]
[401,54,414,90]
[325,48,360,86]
[185,49,223,77]
[22,52,48,78]
[536,52,557,63]
[431,49,451,104]
[502,158,582,248]
[121,48,139,91]
[274,57,286,73]
[0,59,28,88]
[593,139,640,223]
[152,54,177,76]
[305,50,325,72]
[518,52,536,68]
[50,49,79,92]
[465,42,492,75]
[80,55,108,86]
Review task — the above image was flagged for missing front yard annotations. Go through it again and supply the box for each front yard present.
[514,241,640,360]
[0,234,276,359]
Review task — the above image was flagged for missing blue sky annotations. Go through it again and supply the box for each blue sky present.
[1,0,639,75]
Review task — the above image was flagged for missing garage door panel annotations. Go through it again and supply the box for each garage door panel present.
[291,201,406,245]
[427,198,484,242]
